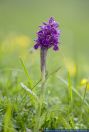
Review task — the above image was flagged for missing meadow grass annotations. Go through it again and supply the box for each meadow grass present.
[0,51,89,131]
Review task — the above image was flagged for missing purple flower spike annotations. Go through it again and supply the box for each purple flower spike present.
[34,17,60,51]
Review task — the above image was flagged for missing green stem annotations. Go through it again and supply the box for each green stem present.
[80,82,87,122]
[34,48,47,132]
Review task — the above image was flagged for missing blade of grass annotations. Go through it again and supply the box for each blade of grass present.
[20,82,38,100]
[82,82,88,105]
[32,66,61,89]
[46,66,62,79]
[57,76,89,108]
[80,82,88,121]
[19,57,33,88]
[67,72,75,128]
[68,72,73,104]
[3,102,15,132]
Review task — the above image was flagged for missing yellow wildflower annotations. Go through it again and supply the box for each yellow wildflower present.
[80,78,88,85]
[15,35,30,48]
[1,34,31,52]
[80,78,89,90]
[64,58,77,77]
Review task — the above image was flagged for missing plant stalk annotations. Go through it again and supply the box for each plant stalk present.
[34,47,48,132]
[40,47,47,91]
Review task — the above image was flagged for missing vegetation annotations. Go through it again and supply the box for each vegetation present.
[0,0,89,131]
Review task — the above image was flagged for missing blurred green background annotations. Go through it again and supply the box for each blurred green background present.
[0,0,89,130]
[0,0,89,80]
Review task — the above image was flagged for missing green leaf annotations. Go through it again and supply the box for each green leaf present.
[20,82,38,100]
[57,76,89,108]
[3,102,15,132]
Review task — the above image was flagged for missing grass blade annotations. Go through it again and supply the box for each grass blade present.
[57,76,89,108]
[68,72,73,104]
[19,57,33,88]
[20,82,38,100]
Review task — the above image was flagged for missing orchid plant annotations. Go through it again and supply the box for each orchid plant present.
[34,17,60,92]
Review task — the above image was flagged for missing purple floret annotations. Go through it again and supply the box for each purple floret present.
[34,17,60,51]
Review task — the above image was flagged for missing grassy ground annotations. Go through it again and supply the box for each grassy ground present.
[0,0,89,131]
